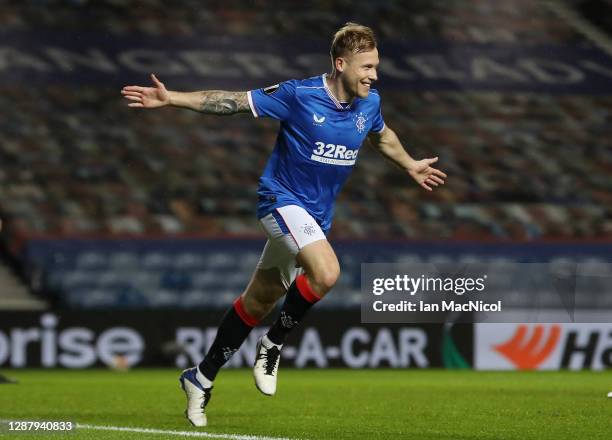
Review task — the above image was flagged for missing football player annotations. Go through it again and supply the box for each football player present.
[122,22,446,427]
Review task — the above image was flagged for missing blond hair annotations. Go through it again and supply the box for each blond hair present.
[330,22,377,60]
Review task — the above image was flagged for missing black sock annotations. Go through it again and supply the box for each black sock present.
[267,274,321,345]
[198,297,258,381]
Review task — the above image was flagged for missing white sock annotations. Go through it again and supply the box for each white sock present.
[196,366,213,388]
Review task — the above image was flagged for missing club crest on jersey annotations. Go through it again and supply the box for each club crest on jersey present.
[354,112,368,133]
[263,84,280,95]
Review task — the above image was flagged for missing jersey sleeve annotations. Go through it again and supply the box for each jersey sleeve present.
[369,93,386,134]
[247,80,298,121]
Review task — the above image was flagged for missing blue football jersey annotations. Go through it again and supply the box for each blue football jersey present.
[248,74,385,233]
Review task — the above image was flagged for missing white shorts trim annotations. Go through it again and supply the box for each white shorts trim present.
[257,205,326,288]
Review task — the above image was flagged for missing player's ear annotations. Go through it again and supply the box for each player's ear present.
[335,57,346,73]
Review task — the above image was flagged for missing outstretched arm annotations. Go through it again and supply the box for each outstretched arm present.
[368,126,447,191]
[121,74,251,115]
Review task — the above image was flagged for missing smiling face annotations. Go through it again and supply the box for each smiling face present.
[336,48,379,99]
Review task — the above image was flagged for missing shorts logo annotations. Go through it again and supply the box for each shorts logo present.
[263,84,280,95]
[301,224,317,236]
[354,111,367,133]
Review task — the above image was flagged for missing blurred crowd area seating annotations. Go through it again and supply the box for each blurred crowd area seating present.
[1,85,611,248]
[2,0,610,248]
[23,239,612,309]
[0,0,585,43]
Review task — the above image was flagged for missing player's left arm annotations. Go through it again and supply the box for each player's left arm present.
[368,126,447,191]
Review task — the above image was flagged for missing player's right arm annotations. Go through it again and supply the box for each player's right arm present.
[121,74,250,115]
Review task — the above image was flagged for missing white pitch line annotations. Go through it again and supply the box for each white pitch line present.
[76,423,299,440]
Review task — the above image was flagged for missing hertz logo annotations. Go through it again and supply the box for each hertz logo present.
[494,324,561,370]
[477,324,612,370]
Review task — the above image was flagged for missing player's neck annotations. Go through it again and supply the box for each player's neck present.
[326,72,355,104]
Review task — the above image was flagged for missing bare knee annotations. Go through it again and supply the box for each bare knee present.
[308,264,340,296]
[296,239,341,297]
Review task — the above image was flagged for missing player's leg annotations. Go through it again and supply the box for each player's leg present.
[198,264,286,382]
[254,206,340,395]
[265,238,339,347]
[296,238,340,297]
[240,265,288,321]
[180,255,286,427]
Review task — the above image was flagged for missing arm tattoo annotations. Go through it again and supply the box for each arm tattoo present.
[199,91,250,115]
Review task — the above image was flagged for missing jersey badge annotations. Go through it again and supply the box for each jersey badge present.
[354,112,368,133]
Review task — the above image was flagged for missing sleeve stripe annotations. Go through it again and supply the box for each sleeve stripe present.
[247,90,258,118]
[372,123,386,134]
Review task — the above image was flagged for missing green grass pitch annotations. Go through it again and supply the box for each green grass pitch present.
[0,369,610,439]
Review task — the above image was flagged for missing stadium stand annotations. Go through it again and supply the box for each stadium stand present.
[1,0,611,308]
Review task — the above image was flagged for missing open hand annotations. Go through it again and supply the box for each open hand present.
[408,157,447,191]
[121,74,170,108]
